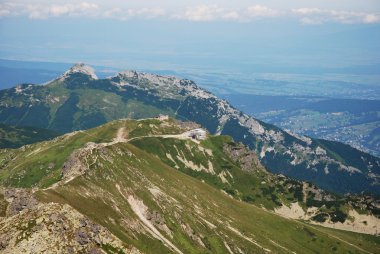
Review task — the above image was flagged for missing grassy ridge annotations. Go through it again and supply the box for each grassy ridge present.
[1,119,379,253]
[37,141,380,253]
[0,119,187,188]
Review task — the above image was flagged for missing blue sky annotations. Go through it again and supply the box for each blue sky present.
[0,1,379,73]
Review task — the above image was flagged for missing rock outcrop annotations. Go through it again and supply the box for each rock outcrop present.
[0,190,140,254]
[223,142,264,172]
[3,188,38,216]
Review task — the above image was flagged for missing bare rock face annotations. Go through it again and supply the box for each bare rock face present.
[0,234,11,250]
[0,188,141,253]
[61,142,104,183]
[61,141,117,184]
[75,218,102,246]
[180,222,205,248]
[0,202,141,254]
[4,188,38,216]
[61,145,90,179]
[223,143,264,172]
[302,183,335,202]
[146,210,165,225]
[61,63,98,80]
[176,120,201,131]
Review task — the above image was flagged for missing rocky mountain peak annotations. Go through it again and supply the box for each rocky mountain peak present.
[116,70,138,79]
[114,69,180,85]
[61,63,98,80]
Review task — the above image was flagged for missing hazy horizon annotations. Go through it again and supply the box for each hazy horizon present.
[1,1,380,74]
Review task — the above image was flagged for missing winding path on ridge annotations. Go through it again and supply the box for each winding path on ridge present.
[45,127,378,253]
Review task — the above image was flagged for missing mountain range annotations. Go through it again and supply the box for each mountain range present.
[1,118,379,253]
[0,63,379,196]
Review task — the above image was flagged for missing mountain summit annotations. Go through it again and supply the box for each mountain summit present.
[61,63,98,80]
[0,64,379,195]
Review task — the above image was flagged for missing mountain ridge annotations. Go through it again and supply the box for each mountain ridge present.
[0,64,379,195]
[1,118,379,253]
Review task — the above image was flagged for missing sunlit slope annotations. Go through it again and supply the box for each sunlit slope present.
[37,136,380,253]
[1,64,380,195]
[2,118,377,225]
[1,118,379,253]
[0,118,190,188]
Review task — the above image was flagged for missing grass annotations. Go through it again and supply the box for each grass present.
[1,118,378,253]
[131,135,307,210]
[0,118,187,188]
[101,243,126,254]
[0,193,8,216]
[0,123,60,149]
[36,139,380,253]
[0,131,91,187]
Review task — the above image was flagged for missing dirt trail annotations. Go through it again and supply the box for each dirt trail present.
[50,128,197,188]
[111,127,127,144]
[126,130,198,143]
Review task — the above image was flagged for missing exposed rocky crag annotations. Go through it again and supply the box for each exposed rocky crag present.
[3,188,38,216]
[223,142,265,173]
[0,189,140,254]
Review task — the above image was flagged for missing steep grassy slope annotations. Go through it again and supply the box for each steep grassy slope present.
[130,135,380,226]
[0,64,379,196]
[0,118,191,188]
[0,119,379,253]
[36,142,380,254]
[0,124,59,149]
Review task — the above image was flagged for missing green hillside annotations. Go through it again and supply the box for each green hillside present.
[0,124,59,149]
[0,119,379,253]
[0,64,379,196]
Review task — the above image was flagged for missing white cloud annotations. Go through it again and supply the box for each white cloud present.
[0,1,378,25]
[293,8,380,24]
[0,2,166,20]
[117,7,166,20]
[0,9,11,17]
[132,8,166,18]
[0,2,22,17]
[180,5,226,21]
[246,5,279,18]
[0,2,280,22]
[20,2,100,19]
[363,14,379,24]
[223,11,240,21]
[293,8,320,15]
[175,4,280,22]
